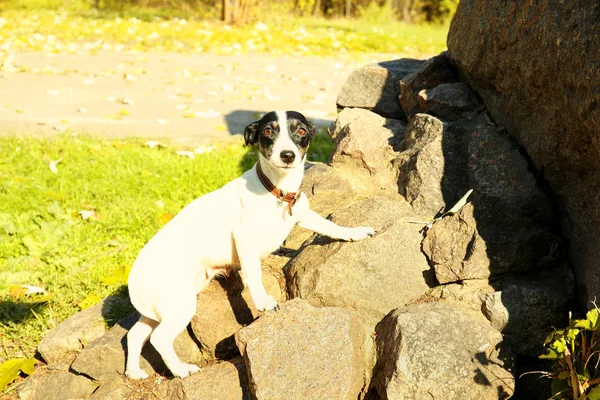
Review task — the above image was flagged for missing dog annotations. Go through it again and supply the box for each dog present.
[125,111,375,379]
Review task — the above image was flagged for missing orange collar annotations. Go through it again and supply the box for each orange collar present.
[256,161,301,216]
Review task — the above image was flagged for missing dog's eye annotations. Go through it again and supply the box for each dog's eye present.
[263,127,273,136]
[298,128,307,136]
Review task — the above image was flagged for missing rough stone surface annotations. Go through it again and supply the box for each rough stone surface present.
[235,299,369,400]
[395,113,467,217]
[417,82,479,121]
[71,311,203,381]
[37,296,127,364]
[423,202,560,283]
[398,52,457,119]
[88,378,133,400]
[329,108,405,191]
[287,197,431,326]
[191,270,282,360]
[481,268,575,356]
[448,0,600,305]
[284,163,357,250]
[161,357,250,400]
[17,371,98,400]
[336,58,424,119]
[371,302,515,400]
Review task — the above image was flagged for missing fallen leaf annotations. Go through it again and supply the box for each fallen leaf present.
[9,285,27,299]
[120,97,134,105]
[76,107,87,113]
[21,285,45,295]
[77,293,101,310]
[264,86,280,101]
[78,210,96,220]
[0,359,37,391]
[194,145,214,155]
[47,157,63,174]
[146,141,166,149]
[176,150,195,158]
[159,212,174,224]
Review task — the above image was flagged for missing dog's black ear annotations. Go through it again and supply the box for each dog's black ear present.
[244,122,259,146]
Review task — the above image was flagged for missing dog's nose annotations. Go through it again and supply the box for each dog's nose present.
[280,150,296,164]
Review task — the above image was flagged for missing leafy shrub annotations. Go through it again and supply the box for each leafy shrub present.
[538,304,600,399]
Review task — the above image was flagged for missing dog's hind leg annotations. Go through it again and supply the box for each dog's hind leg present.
[125,315,158,379]
[150,292,200,378]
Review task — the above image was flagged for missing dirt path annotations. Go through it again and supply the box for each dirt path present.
[0,50,386,143]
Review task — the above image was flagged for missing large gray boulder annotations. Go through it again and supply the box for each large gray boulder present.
[285,163,358,250]
[336,59,424,119]
[395,113,467,217]
[422,202,560,283]
[448,0,600,305]
[161,357,251,400]
[287,197,431,327]
[481,268,574,357]
[235,299,370,400]
[371,302,515,400]
[37,296,128,364]
[190,270,282,360]
[398,53,457,119]
[17,371,98,400]
[329,108,405,192]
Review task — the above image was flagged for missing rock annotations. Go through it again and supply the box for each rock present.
[71,312,204,381]
[336,58,424,119]
[396,113,468,217]
[398,52,457,119]
[371,302,515,400]
[17,371,98,400]
[422,202,560,284]
[161,357,250,400]
[88,378,132,400]
[414,279,496,317]
[37,295,128,364]
[481,267,574,356]
[417,82,479,121]
[284,163,358,250]
[235,299,370,400]
[448,0,600,305]
[466,126,554,226]
[287,197,432,326]
[329,108,405,191]
[190,270,282,360]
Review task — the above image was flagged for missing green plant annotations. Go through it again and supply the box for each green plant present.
[537,304,600,399]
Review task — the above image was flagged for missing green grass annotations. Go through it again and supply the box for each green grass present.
[0,133,333,364]
[0,9,447,57]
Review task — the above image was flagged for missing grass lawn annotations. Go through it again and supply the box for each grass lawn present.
[0,9,448,57]
[0,133,332,367]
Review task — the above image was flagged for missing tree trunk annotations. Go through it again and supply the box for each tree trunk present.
[222,0,231,23]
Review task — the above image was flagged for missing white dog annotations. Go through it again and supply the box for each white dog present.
[125,111,375,379]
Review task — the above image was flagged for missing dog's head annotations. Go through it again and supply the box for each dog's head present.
[244,111,315,169]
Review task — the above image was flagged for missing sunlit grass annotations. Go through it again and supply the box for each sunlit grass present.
[0,10,447,57]
[0,132,333,364]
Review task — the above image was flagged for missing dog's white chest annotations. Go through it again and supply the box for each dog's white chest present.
[245,197,298,258]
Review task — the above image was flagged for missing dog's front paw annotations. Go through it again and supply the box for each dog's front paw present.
[342,226,375,242]
[170,363,200,378]
[255,294,280,312]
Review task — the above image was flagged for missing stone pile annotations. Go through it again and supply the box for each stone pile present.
[18,51,576,399]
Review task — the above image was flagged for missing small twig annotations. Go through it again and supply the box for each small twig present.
[564,349,582,399]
